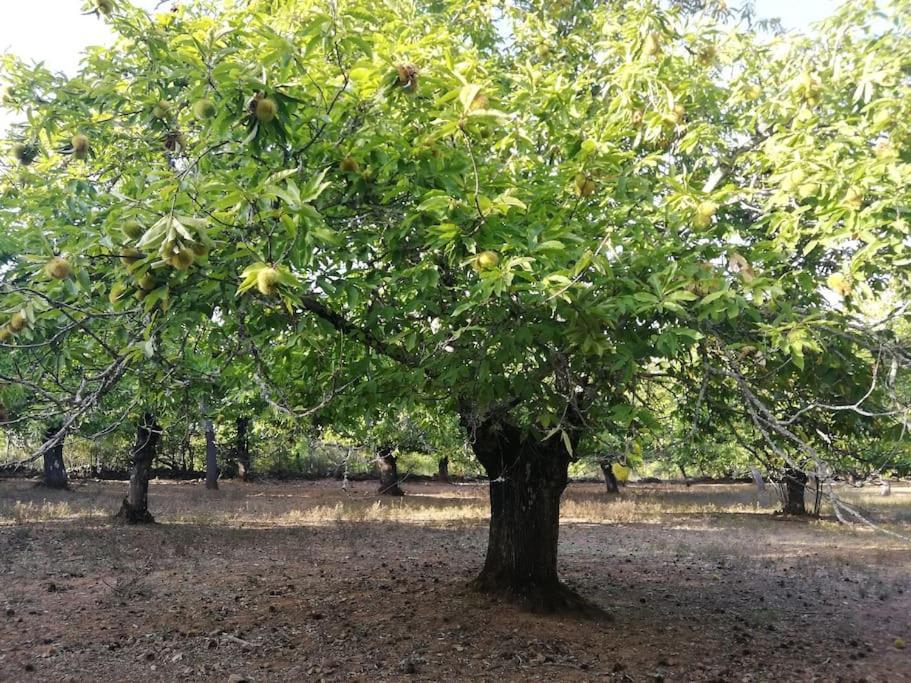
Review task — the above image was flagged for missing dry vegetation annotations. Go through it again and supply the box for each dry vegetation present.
[0,478,909,681]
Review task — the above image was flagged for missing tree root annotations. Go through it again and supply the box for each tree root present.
[470,572,608,619]
[113,498,155,524]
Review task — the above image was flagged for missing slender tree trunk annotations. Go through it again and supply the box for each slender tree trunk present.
[376,445,404,496]
[204,418,218,490]
[679,463,691,487]
[437,456,450,483]
[116,414,160,523]
[782,467,808,515]
[179,426,190,474]
[235,417,252,481]
[42,426,68,489]
[464,415,590,612]
[600,461,619,494]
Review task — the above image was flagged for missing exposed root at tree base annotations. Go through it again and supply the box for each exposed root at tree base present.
[113,499,155,524]
[470,574,609,619]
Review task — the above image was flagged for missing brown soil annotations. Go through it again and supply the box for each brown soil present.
[0,479,908,682]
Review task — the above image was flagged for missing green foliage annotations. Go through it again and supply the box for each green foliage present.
[0,0,908,477]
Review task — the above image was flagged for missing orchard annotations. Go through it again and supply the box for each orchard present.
[0,0,909,680]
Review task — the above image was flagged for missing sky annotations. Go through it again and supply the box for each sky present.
[753,0,839,28]
[0,0,839,133]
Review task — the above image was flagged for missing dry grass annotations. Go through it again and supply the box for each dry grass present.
[6,500,107,524]
[0,478,908,534]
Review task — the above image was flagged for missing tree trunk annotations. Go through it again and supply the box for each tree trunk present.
[782,467,808,515]
[204,418,218,490]
[116,414,160,524]
[376,446,404,496]
[235,417,252,481]
[437,456,450,483]
[679,463,691,487]
[464,415,591,613]
[600,461,619,494]
[42,426,68,489]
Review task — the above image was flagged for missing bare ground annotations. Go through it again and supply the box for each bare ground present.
[0,479,908,682]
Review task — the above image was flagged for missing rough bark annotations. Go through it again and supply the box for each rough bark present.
[464,415,596,614]
[41,426,68,489]
[782,467,808,515]
[376,445,404,496]
[116,414,160,524]
[437,456,450,483]
[235,417,252,481]
[204,418,218,490]
[600,461,619,494]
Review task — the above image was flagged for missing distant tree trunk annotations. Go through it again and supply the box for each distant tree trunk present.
[116,414,160,523]
[782,467,808,515]
[600,461,619,494]
[235,417,252,481]
[376,445,404,496]
[204,417,218,490]
[179,425,191,474]
[42,425,68,489]
[437,456,450,483]
[464,414,590,613]
[678,463,691,486]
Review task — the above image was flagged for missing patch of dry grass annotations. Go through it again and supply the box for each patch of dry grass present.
[0,479,908,535]
[273,500,488,525]
[4,500,106,524]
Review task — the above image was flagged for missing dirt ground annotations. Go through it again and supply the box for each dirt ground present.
[0,478,908,682]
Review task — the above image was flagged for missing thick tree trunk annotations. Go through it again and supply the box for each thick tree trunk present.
[204,418,218,490]
[437,456,450,483]
[42,426,68,489]
[376,446,404,496]
[235,417,252,481]
[600,461,619,494]
[782,467,808,515]
[464,416,592,613]
[116,414,160,524]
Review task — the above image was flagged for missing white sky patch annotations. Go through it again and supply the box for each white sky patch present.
[755,0,839,29]
[0,0,158,133]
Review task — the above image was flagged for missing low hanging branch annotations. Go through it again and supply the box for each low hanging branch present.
[2,353,133,468]
[710,347,910,542]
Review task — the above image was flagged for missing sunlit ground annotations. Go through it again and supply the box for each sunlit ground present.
[1,478,908,530]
